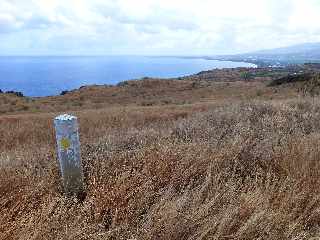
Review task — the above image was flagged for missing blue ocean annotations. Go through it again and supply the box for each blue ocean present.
[0,56,255,97]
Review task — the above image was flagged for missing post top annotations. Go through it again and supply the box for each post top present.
[55,114,77,121]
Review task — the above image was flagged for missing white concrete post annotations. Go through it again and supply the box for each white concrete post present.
[54,114,84,196]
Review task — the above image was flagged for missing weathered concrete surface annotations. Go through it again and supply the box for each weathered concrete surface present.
[54,114,84,196]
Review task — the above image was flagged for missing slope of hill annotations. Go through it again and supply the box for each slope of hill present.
[2,67,320,239]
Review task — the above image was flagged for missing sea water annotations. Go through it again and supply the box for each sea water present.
[0,56,255,97]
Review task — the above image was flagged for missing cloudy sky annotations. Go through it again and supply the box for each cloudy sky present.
[1,0,320,56]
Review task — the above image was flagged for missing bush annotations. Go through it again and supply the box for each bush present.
[117,81,129,87]
[5,91,24,97]
[240,71,253,81]
[60,90,70,95]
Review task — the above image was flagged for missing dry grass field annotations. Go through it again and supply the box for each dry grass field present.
[2,72,320,239]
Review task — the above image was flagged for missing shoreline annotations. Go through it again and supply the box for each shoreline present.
[0,58,257,98]
[0,63,319,115]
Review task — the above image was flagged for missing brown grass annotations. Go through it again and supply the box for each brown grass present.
[2,88,320,239]
[0,77,300,115]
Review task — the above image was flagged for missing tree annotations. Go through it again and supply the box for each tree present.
[240,71,252,81]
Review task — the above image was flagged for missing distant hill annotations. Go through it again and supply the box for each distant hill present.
[252,42,320,56]
[214,42,320,67]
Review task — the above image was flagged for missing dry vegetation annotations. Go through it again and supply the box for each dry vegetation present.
[2,71,320,239]
[1,65,310,115]
[0,79,299,115]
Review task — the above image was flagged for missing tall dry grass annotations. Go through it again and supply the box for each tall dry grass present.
[1,98,320,239]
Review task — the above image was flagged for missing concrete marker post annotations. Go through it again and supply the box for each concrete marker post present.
[54,114,84,197]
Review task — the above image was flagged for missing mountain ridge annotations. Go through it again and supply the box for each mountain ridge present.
[247,42,320,56]
[213,42,320,67]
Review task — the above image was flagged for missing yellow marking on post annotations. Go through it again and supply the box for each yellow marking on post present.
[61,138,71,150]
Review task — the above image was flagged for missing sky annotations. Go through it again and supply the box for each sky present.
[1,0,320,56]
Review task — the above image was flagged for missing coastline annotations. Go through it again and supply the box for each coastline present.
[0,57,257,98]
[0,61,319,115]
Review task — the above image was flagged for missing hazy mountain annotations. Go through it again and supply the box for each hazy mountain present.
[214,42,320,67]
[249,42,320,58]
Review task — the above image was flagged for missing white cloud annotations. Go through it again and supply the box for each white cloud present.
[0,0,320,55]
[0,13,22,32]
